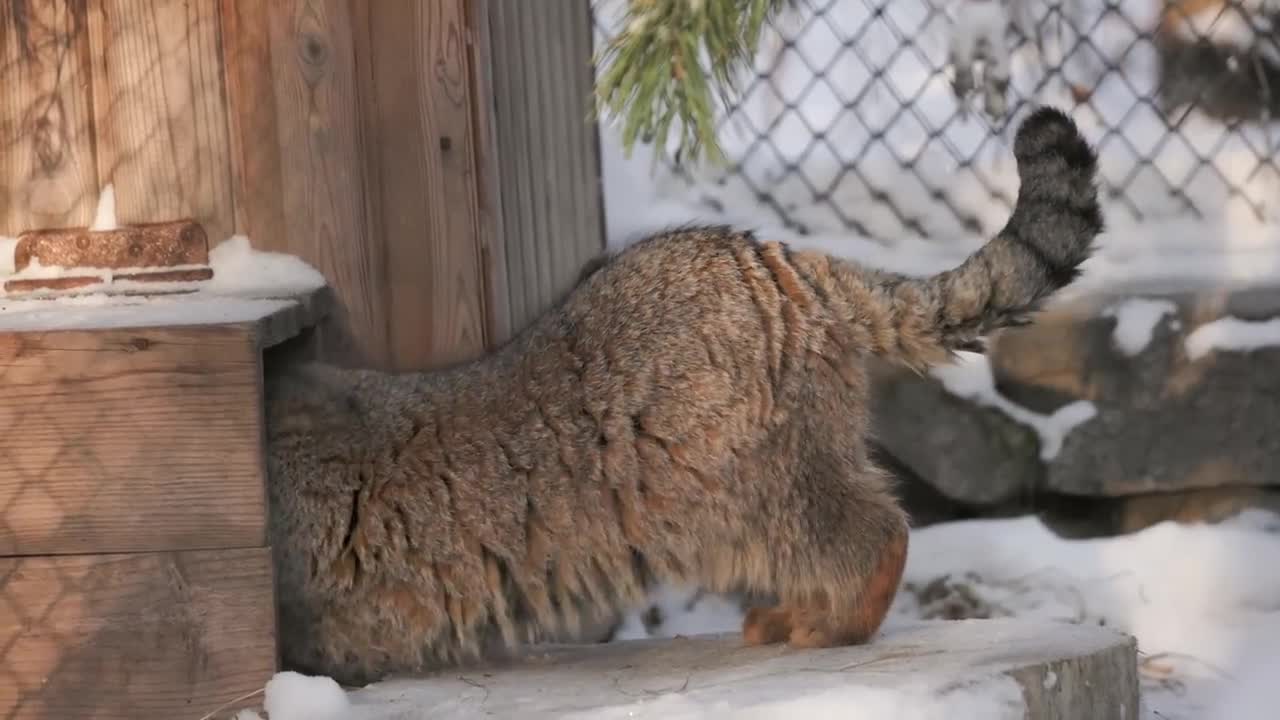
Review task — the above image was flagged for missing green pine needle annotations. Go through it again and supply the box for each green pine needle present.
[593,0,799,167]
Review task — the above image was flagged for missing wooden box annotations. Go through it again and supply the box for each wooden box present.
[0,290,327,719]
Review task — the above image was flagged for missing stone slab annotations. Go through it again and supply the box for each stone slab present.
[344,619,1139,720]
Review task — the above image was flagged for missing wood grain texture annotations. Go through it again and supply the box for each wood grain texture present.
[356,0,488,370]
[0,547,276,720]
[0,0,98,234]
[464,0,512,348]
[484,0,606,337]
[264,0,387,367]
[221,0,288,252]
[0,325,267,556]
[87,0,236,243]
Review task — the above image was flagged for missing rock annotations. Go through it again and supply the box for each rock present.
[1112,487,1280,533]
[872,283,1280,504]
[871,361,1043,506]
[343,619,1139,720]
[869,440,982,527]
[993,285,1280,496]
[1038,486,1280,538]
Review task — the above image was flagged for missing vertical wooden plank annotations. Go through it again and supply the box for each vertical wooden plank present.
[265,0,388,367]
[0,1,98,235]
[220,0,287,250]
[87,0,236,243]
[483,0,607,337]
[357,0,488,370]
[463,0,512,348]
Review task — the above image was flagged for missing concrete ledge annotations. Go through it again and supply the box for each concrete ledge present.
[345,619,1139,719]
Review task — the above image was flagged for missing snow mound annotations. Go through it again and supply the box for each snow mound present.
[262,671,351,720]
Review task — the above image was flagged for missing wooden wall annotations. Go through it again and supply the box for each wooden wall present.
[0,0,606,370]
[484,0,607,337]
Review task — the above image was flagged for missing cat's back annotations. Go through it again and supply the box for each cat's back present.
[561,226,768,356]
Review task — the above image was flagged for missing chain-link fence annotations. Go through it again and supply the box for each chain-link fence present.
[594,0,1280,245]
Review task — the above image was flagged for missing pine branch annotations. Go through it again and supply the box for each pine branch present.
[593,0,800,167]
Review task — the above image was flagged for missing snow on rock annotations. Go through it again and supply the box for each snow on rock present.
[1101,298,1179,356]
[262,671,351,720]
[930,351,1097,460]
[1184,316,1280,360]
[89,183,118,232]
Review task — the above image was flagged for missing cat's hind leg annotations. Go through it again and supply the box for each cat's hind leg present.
[739,446,909,649]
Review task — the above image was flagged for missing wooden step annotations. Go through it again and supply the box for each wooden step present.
[0,285,329,720]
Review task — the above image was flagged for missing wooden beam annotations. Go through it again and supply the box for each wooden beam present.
[253,0,389,368]
[0,547,276,720]
[354,0,489,370]
[0,325,267,556]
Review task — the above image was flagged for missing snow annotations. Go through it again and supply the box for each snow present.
[89,183,117,232]
[1204,620,1280,720]
[1042,669,1057,690]
[0,235,325,332]
[261,671,351,720]
[610,586,744,642]
[896,512,1280,720]
[930,351,1097,460]
[1184,316,1280,360]
[551,674,1028,720]
[206,235,327,297]
[1102,298,1179,356]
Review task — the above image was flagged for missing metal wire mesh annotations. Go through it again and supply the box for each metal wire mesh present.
[593,0,1280,243]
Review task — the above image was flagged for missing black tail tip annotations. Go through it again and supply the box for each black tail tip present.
[1013,106,1098,172]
